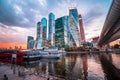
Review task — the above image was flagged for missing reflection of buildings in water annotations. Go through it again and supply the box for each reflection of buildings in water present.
[65,54,77,79]
[39,61,57,75]
[100,54,120,80]
[81,54,88,80]
[87,54,105,80]
[66,54,77,62]
[45,63,48,75]
[91,54,101,64]
[49,62,56,75]
[111,54,120,69]
[72,55,83,79]
[39,62,48,73]
[105,53,112,62]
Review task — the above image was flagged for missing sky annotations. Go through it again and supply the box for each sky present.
[0,0,112,49]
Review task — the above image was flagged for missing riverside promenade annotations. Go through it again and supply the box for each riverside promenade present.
[0,63,64,80]
[0,63,46,80]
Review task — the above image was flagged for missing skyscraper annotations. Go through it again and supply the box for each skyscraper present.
[37,22,42,39]
[69,7,81,47]
[55,16,69,48]
[79,15,85,44]
[41,18,47,40]
[35,22,43,49]
[27,36,34,49]
[41,18,47,46]
[48,12,55,46]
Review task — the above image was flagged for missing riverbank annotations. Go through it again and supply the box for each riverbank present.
[66,49,120,54]
[0,63,47,80]
[0,63,65,80]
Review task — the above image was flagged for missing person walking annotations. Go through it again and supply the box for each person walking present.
[3,74,8,80]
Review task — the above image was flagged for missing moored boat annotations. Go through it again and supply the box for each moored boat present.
[39,51,61,59]
[0,51,24,64]
[23,51,41,61]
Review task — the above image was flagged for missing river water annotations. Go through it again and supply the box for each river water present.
[25,53,120,80]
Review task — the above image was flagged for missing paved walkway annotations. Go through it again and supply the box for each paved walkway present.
[0,63,65,80]
[0,63,46,80]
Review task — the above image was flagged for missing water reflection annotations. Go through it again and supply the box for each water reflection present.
[24,53,120,80]
[100,53,120,80]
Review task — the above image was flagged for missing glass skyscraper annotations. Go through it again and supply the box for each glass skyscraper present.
[69,7,81,47]
[35,22,43,49]
[48,12,55,46]
[55,16,69,48]
[27,36,34,49]
[37,22,42,39]
[41,18,47,46]
[41,18,47,40]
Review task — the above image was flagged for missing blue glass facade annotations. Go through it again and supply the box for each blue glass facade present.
[41,18,47,40]
[55,16,69,48]
[37,22,42,39]
[27,36,34,49]
[35,22,43,49]
[48,13,55,46]
[69,8,81,47]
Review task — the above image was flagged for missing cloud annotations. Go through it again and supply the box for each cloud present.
[84,15,106,40]
[13,4,24,14]
[0,0,112,47]
[0,0,48,28]
[0,23,36,43]
[38,0,47,7]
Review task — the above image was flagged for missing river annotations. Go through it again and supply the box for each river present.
[24,52,120,80]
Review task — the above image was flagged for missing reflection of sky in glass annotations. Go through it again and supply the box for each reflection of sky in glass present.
[69,8,80,46]
[112,54,120,69]
[41,18,47,27]
[48,13,55,41]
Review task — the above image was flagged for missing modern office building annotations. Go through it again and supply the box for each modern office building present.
[48,13,55,46]
[35,22,43,49]
[36,22,42,39]
[29,40,35,49]
[41,18,47,40]
[79,14,85,44]
[55,16,69,48]
[69,7,81,47]
[27,36,34,49]
[41,18,47,46]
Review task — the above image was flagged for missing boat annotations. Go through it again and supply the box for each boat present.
[58,50,66,54]
[23,51,41,61]
[0,51,24,64]
[39,51,61,59]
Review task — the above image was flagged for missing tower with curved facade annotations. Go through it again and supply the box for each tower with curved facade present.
[69,7,81,47]
[35,22,43,49]
[41,18,47,47]
[48,13,55,46]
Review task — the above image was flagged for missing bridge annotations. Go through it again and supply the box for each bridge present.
[98,0,120,47]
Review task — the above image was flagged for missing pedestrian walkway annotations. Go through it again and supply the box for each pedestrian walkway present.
[0,63,65,80]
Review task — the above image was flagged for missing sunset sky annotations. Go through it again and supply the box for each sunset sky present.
[0,0,112,49]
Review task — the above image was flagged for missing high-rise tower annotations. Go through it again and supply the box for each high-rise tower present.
[48,13,55,46]
[55,16,69,48]
[79,15,85,44]
[35,22,43,49]
[37,22,42,39]
[41,18,47,40]
[27,36,34,49]
[41,18,47,47]
[69,7,81,47]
